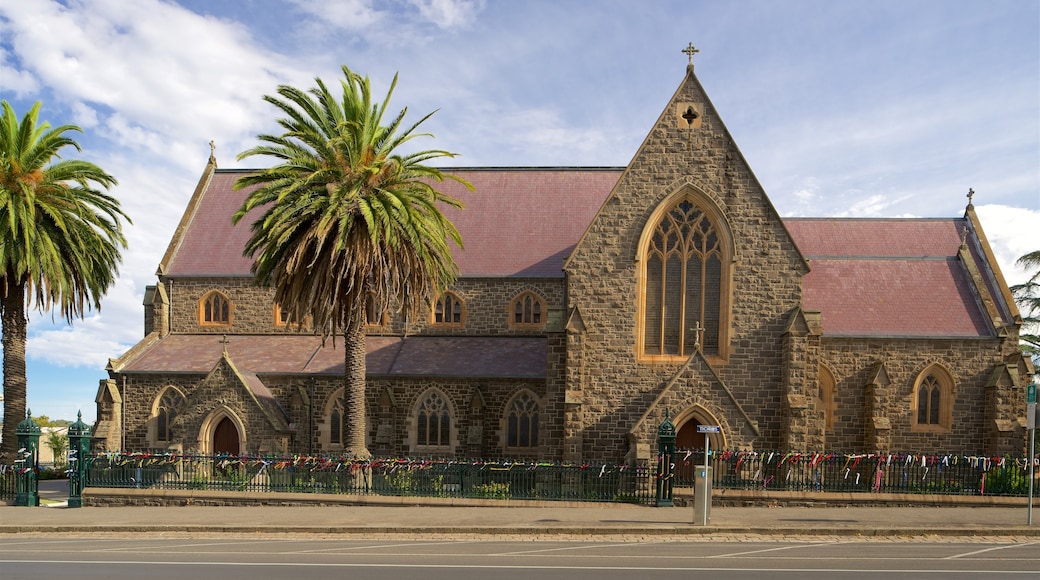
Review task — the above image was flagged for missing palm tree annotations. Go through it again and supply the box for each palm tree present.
[233,66,470,459]
[1010,250,1040,359]
[0,101,129,463]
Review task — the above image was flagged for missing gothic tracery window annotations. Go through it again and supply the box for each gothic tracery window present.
[643,199,724,357]
[505,391,540,449]
[510,291,545,329]
[912,366,954,432]
[415,390,452,449]
[200,291,231,326]
[432,292,464,326]
[155,388,185,443]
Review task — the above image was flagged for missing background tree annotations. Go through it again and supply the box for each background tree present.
[234,66,470,459]
[0,101,130,462]
[1010,250,1040,360]
[45,430,68,470]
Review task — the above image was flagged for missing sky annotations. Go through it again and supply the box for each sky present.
[1,0,1037,424]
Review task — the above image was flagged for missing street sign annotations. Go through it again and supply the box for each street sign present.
[1028,402,1037,431]
[1028,383,1036,404]
[697,425,721,433]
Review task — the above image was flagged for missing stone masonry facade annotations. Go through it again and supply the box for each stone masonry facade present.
[94,63,1033,463]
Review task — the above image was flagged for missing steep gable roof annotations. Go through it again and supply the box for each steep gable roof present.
[161,167,621,278]
[786,218,995,338]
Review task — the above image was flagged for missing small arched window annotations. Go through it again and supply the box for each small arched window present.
[505,390,540,450]
[154,387,185,443]
[199,291,232,326]
[432,292,465,327]
[509,291,546,329]
[365,292,387,327]
[911,365,955,432]
[330,401,343,447]
[414,390,452,449]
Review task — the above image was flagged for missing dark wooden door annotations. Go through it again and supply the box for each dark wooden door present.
[213,417,240,455]
[676,420,706,450]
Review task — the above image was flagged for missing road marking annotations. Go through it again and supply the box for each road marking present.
[945,542,1040,559]
[490,542,645,555]
[711,542,839,558]
[295,540,478,554]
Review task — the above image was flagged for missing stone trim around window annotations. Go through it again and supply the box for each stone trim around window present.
[198,290,233,327]
[502,389,541,453]
[508,291,547,330]
[431,292,466,327]
[634,187,734,363]
[910,364,955,433]
[409,388,455,454]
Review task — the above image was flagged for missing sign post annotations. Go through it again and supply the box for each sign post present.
[1028,382,1036,526]
[695,425,720,525]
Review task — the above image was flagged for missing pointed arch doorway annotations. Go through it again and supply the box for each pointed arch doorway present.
[672,407,725,483]
[213,417,240,455]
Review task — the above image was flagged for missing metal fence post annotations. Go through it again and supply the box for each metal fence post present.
[67,411,93,508]
[14,410,41,507]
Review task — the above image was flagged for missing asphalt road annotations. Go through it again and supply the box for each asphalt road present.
[2,536,1038,579]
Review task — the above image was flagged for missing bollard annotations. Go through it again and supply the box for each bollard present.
[14,410,41,507]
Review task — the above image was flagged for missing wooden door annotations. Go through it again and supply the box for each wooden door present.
[213,417,240,455]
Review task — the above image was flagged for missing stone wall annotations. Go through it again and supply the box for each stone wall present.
[563,69,807,462]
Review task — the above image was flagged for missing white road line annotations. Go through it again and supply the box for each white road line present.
[490,542,646,555]
[945,542,1040,560]
[710,542,839,558]
[294,540,478,554]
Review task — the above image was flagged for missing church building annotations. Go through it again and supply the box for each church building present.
[93,52,1033,463]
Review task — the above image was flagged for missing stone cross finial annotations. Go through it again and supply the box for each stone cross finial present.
[683,42,700,65]
[966,187,974,208]
[220,334,230,355]
[691,320,704,351]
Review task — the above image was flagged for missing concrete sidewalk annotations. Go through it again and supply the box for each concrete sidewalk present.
[2,500,1038,538]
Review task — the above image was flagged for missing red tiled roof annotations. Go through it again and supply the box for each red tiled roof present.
[784,218,965,258]
[120,334,547,379]
[164,168,622,278]
[786,218,992,337]
[800,258,992,337]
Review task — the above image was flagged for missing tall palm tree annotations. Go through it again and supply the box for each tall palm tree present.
[1011,249,1040,359]
[233,66,470,459]
[0,101,129,462]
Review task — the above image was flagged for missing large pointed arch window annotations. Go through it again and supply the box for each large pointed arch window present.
[641,198,728,358]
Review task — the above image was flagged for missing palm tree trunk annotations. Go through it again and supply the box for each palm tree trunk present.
[1,286,28,464]
[343,321,371,459]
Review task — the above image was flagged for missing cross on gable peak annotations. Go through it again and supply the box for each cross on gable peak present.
[683,42,700,66]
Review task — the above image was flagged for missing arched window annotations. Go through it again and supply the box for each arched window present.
[911,365,954,432]
[505,390,540,449]
[639,196,730,359]
[365,292,387,327]
[153,387,185,443]
[509,291,546,329]
[330,400,343,447]
[199,291,232,326]
[414,390,452,449]
[432,292,465,327]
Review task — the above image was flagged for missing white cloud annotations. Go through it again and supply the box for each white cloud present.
[0,47,38,96]
[410,0,485,29]
[974,204,1040,288]
[291,0,383,30]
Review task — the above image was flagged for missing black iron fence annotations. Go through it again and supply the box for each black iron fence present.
[674,450,1039,496]
[83,453,656,504]
[0,465,17,501]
